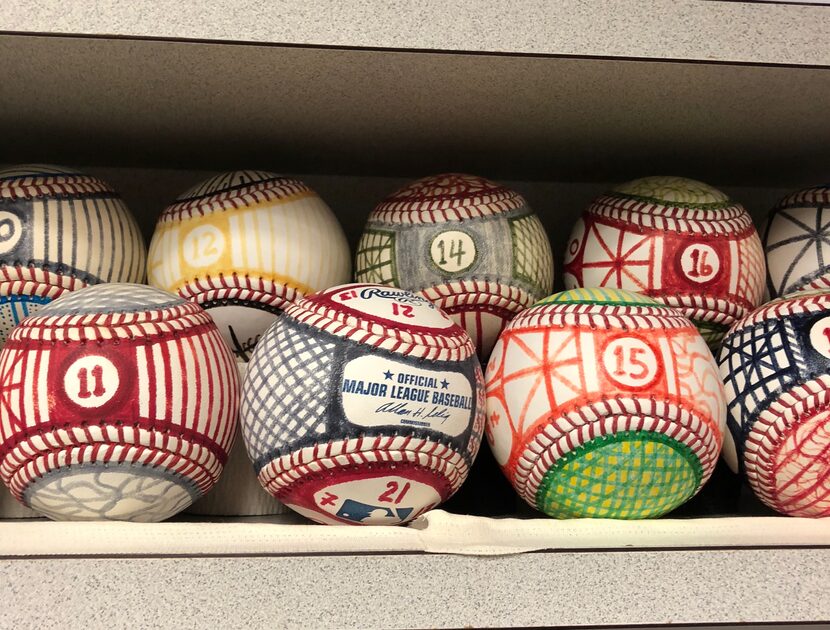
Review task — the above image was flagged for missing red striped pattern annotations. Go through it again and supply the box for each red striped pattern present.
[0,302,238,502]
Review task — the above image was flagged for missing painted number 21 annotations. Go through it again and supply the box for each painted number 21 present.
[378,481,411,504]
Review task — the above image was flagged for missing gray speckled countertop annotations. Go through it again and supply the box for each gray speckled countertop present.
[2,548,829,628]
[0,0,829,66]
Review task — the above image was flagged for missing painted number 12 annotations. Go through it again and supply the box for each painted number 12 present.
[391,303,414,318]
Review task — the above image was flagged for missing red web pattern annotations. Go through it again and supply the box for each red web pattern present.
[574,220,657,292]
[770,413,830,516]
[670,334,725,441]
[485,327,585,473]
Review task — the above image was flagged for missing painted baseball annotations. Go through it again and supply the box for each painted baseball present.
[563,176,765,347]
[240,282,485,525]
[0,283,239,521]
[763,184,830,299]
[355,173,554,360]
[719,290,830,516]
[0,164,147,347]
[147,170,351,361]
[486,287,726,519]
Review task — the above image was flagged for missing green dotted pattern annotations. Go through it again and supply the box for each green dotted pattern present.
[355,228,399,285]
[535,431,703,519]
[535,287,671,309]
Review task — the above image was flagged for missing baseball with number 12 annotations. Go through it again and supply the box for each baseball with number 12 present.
[240,283,485,525]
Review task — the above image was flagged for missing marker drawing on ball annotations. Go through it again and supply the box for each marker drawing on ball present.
[148,170,351,359]
[355,173,554,359]
[763,184,830,299]
[0,283,239,521]
[563,176,765,347]
[0,165,147,347]
[485,288,726,519]
[240,282,484,526]
[718,290,830,516]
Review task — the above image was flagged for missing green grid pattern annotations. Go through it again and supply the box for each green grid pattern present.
[535,431,703,519]
[612,176,731,208]
[355,228,399,285]
[535,287,668,309]
[693,318,729,352]
[509,213,552,295]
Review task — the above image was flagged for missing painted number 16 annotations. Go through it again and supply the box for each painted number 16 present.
[686,248,714,278]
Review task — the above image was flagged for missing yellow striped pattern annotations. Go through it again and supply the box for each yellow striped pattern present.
[148,192,350,296]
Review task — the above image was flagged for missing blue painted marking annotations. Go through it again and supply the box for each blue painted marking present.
[336,499,413,523]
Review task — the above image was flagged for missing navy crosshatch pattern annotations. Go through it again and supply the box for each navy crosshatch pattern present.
[720,309,830,458]
[240,316,481,474]
[720,317,798,450]
[241,316,336,464]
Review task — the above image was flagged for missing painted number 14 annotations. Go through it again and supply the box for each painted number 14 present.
[435,238,468,267]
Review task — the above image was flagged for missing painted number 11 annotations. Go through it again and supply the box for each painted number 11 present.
[77,365,105,399]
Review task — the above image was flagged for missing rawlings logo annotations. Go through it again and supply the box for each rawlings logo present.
[357,287,435,309]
